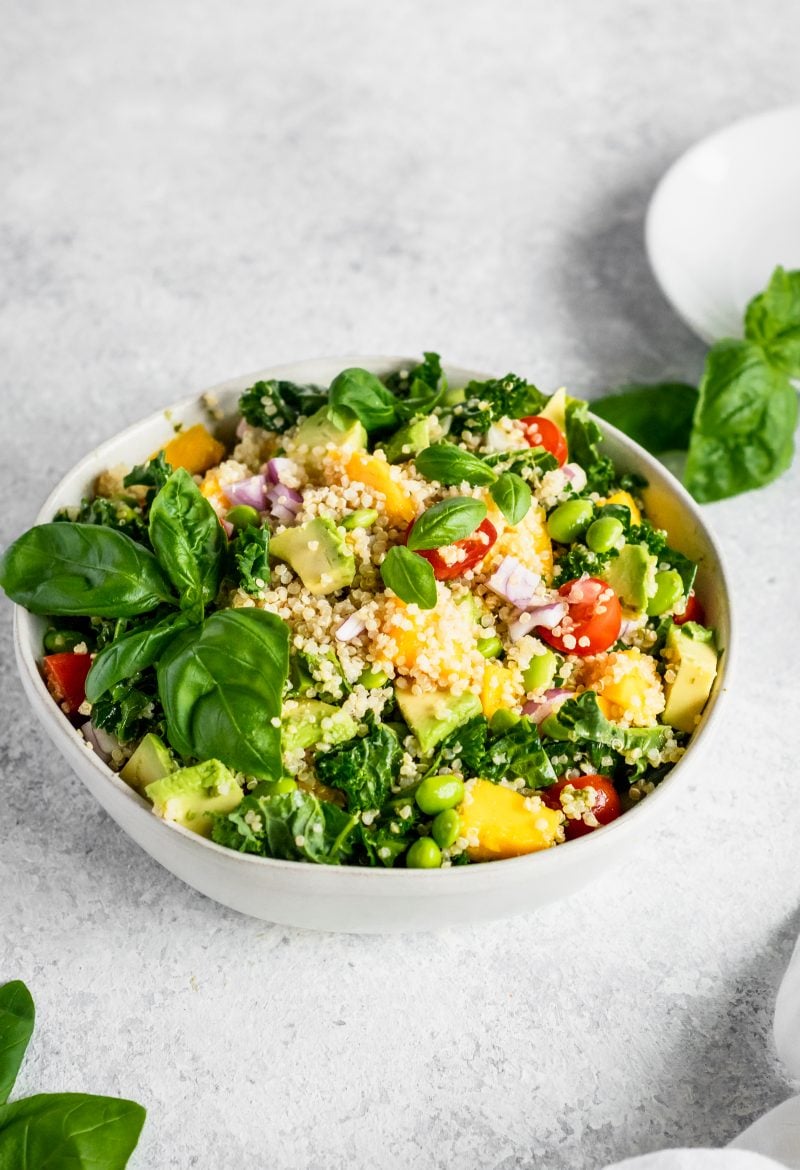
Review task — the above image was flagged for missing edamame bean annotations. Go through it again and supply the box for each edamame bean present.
[227,504,261,530]
[406,837,443,868]
[259,777,298,796]
[341,508,379,531]
[646,569,684,616]
[415,773,465,815]
[43,628,85,653]
[477,634,503,659]
[546,499,594,544]
[586,516,624,554]
[522,648,557,692]
[489,709,520,733]
[431,809,461,850]
[358,667,390,689]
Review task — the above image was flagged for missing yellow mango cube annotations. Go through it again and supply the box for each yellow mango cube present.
[480,662,521,719]
[155,424,226,476]
[582,648,664,726]
[344,451,416,526]
[460,780,563,861]
[602,490,642,527]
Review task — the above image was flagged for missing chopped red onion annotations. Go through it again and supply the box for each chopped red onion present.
[522,688,574,724]
[266,483,302,524]
[224,475,267,511]
[221,518,234,539]
[335,612,367,642]
[235,418,248,439]
[264,457,295,485]
[508,600,569,640]
[81,722,119,764]
[562,463,587,492]
[487,556,542,608]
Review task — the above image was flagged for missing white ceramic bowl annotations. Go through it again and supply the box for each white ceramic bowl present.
[13,356,734,933]
[646,105,800,343]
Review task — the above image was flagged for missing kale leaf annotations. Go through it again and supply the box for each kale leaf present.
[315,716,402,812]
[211,790,358,864]
[384,351,445,418]
[54,495,150,548]
[481,716,557,788]
[448,374,546,436]
[233,525,270,595]
[92,675,163,744]
[239,379,329,433]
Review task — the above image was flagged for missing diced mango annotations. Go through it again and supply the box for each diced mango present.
[602,490,642,527]
[487,499,553,580]
[344,451,417,526]
[155,424,226,476]
[581,648,664,726]
[459,780,564,861]
[480,662,521,719]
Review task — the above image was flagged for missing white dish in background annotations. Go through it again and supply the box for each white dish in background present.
[646,105,800,343]
[12,356,733,934]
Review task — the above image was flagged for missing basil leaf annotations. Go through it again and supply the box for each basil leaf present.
[488,472,532,524]
[380,546,437,609]
[85,612,192,702]
[0,982,34,1105]
[684,339,798,502]
[157,609,289,778]
[239,379,328,432]
[407,497,487,551]
[328,368,399,433]
[744,265,800,377]
[0,524,175,617]
[148,469,226,614]
[592,383,699,453]
[415,444,497,486]
[0,1092,145,1168]
[391,353,446,420]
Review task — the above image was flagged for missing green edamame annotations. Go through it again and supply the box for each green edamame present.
[43,627,86,653]
[489,709,520,733]
[586,516,624,554]
[546,499,594,544]
[415,773,465,815]
[477,634,503,659]
[406,837,443,868]
[647,569,684,616]
[258,777,298,796]
[357,666,390,689]
[431,809,461,850]
[341,508,379,531]
[226,504,261,530]
[522,648,557,692]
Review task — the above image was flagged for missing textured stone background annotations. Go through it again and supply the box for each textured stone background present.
[2,1,800,1167]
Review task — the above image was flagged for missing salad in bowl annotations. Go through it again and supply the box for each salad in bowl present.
[1,355,721,874]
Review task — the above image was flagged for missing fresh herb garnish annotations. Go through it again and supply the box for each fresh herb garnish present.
[488,472,532,525]
[406,497,487,550]
[414,444,497,486]
[328,367,400,433]
[591,382,698,455]
[148,467,226,615]
[380,545,437,609]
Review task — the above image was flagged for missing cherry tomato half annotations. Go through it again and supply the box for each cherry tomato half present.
[542,775,621,839]
[673,589,705,626]
[43,652,92,713]
[520,416,567,466]
[538,576,622,656]
[406,517,498,581]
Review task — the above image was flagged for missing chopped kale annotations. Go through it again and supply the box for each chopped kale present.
[315,715,402,812]
[447,373,546,436]
[211,790,358,864]
[55,495,150,547]
[238,379,328,432]
[233,525,270,595]
[481,716,557,788]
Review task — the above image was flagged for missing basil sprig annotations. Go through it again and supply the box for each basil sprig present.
[414,446,532,525]
[406,497,487,551]
[380,545,437,609]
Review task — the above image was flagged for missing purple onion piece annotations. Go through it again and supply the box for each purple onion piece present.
[486,556,541,608]
[223,474,267,511]
[335,613,367,642]
[508,600,568,640]
[522,688,574,725]
[221,517,234,539]
[81,721,118,764]
[235,418,248,439]
[561,463,587,492]
[265,457,295,484]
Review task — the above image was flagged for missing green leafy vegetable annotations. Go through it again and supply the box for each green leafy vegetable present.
[92,675,162,744]
[488,472,532,524]
[481,716,557,788]
[743,265,800,377]
[386,352,445,418]
[211,790,358,863]
[414,444,497,486]
[123,451,171,495]
[85,612,191,702]
[0,524,175,617]
[0,982,33,1105]
[483,448,559,476]
[591,383,698,454]
[239,379,328,432]
[564,398,616,494]
[540,690,669,756]
[233,525,270,595]
[55,495,151,547]
[328,367,399,432]
[684,340,797,502]
[315,716,402,811]
[380,546,437,610]
[148,469,225,614]
[424,715,488,779]
[554,542,613,582]
[157,609,289,778]
[406,497,487,551]
[447,373,546,435]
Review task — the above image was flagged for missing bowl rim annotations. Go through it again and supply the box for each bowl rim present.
[12,354,735,883]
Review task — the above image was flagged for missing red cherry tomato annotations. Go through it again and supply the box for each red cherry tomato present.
[673,589,705,626]
[542,775,621,839]
[520,416,567,466]
[405,517,498,581]
[43,652,92,713]
[537,577,622,655]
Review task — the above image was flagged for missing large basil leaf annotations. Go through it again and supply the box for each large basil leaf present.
[414,444,497,486]
[0,1092,145,1169]
[328,368,399,432]
[684,340,798,502]
[380,545,437,609]
[744,265,800,377]
[157,609,289,778]
[211,790,358,863]
[488,471,531,524]
[315,717,402,811]
[407,497,487,551]
[85,612,192,702]
[148,469,225,613]
[592,382,699,454]
[0,524,175,617]
[0,982,34,1105]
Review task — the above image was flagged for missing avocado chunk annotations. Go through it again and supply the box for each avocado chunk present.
[270,517,355,596]
[600,542,657,614]
[120,733,175,792]
[395,687,482,753]
[282,698,358,753]
[288,405,367,469]
[662,621,718,734]
[145,759,242,837]
[383,418,431,464]
[539,386,567,435]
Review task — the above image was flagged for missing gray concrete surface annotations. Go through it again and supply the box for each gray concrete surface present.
[2,1,800,1166]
